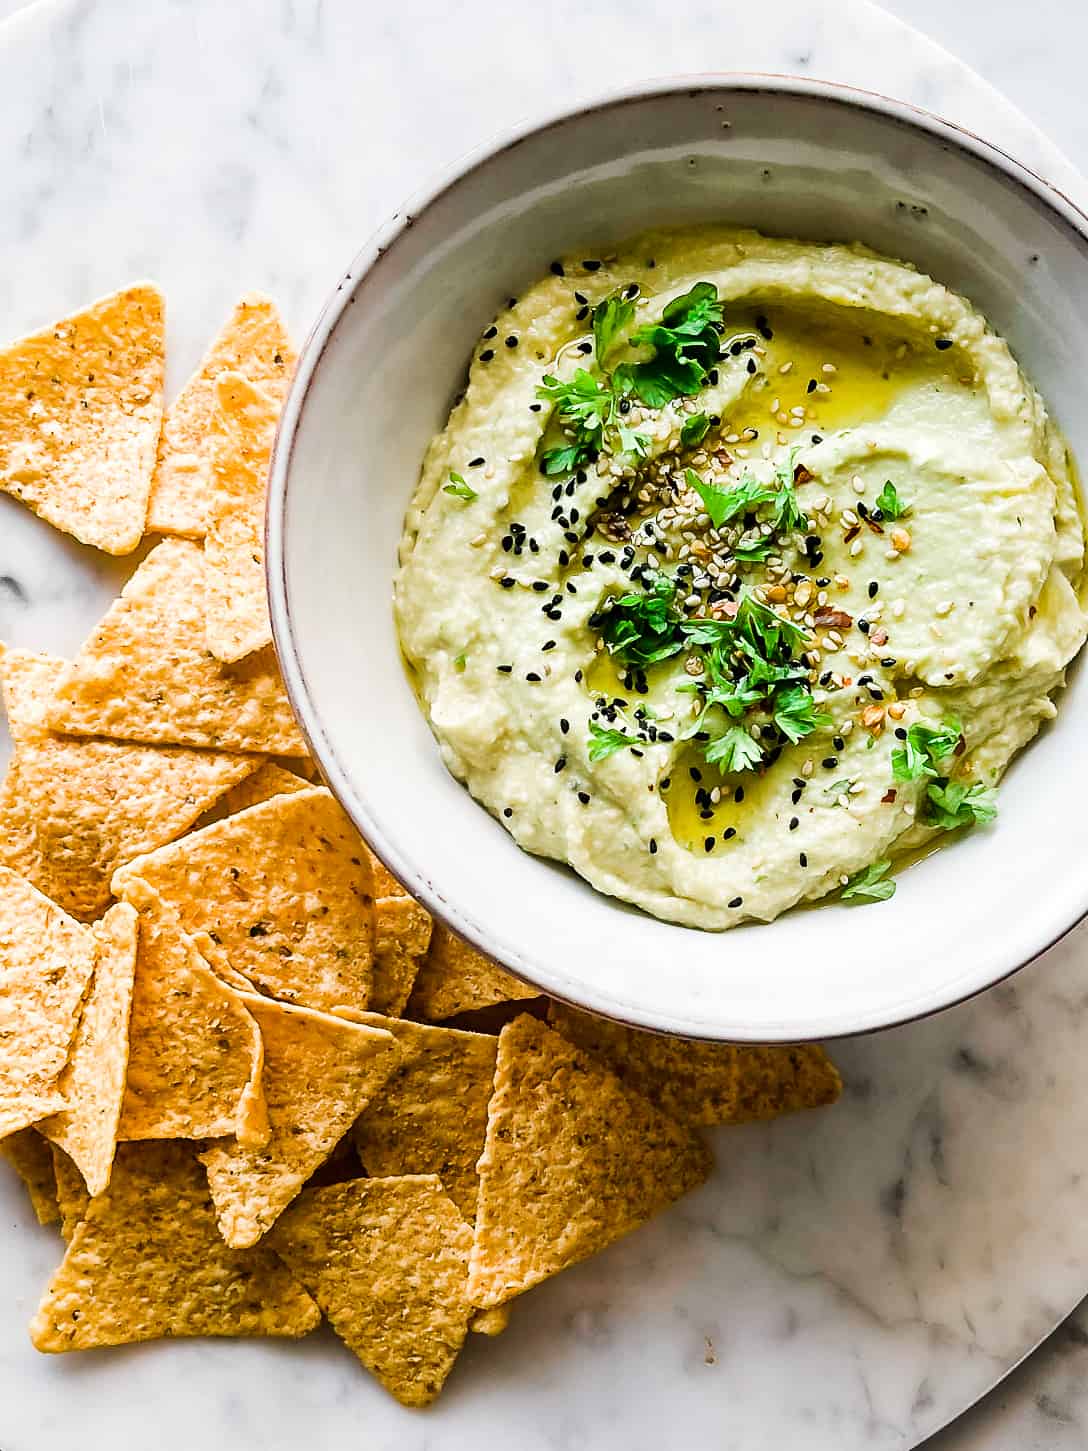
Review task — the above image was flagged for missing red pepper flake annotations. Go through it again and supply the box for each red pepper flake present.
[813,606,854,629]
[881,788,897,804]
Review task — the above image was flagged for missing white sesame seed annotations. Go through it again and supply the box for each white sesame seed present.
[822,363,837,375]
[849,538,864,557]
[935,600,954,617]
[802,759,814,777]
[778,361,794,374]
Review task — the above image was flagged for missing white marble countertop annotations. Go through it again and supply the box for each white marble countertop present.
[1,2,1087,1448]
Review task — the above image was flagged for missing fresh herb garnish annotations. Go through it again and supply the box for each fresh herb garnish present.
[773,685,833,744]
[591,293,636,364]
[443,471,477,501]
[587,719,638,762]
[703,725,764,773]
[875,480,910,520]
[840,860,896,903]
[595,573,687,668]
[453,651,467,671]
[891,718,963,782]
[614,281,724,406]
[732,536,775,564]
[770,453,809,533]
[925,780,998,830]
[680,412,712,449]
[685,468,774,529]
[616,425,651,458]
[536,369,615,475]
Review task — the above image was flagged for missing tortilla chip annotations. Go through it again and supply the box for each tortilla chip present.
[0,284,164,554]
[364,847,408,899]
[199,762,309,825]
[547,1003,842,1127]
[267,1175,473,1407]
[468,1015,711,1309]
[371,895,432,1017]
[0,867,97,1137]
[406,921,536,1023]
[37,903,138,1195]
[147,294,295,538]
[116,880,266,1146]
[114,786,376,1014]
[30,1141,319,1351]
[0,647,260,919]
[204,372,278,663]
[352,1015,496,1220]
[469,1306,510,1336]
[1,1129,59,1226]
[200,996,399,1247]
[51,1146,90,1240]
[46,538,306,754]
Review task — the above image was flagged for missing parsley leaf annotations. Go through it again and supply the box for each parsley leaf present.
[616,281,724,406]
[770,454,809,533]
[453,651,467,671]
[703,725,764,773]
[443,471,477,501]
[840,860,896,903]
[616,425,651,458]
[925,780,998,830]
[680,412,712,449]
[684,468,774,529]
[537,369,615,475]
[891,718,963,782]
[733,535,775,564]
[596,574,687,668]
[587,719,637,762]
[875,480,910,520]
[592,294,636,363]
[773,685,832,744]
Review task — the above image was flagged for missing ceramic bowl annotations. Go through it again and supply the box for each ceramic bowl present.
[267,74,1088,1042]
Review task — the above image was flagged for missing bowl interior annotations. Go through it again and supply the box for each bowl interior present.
[270,79,1088,1041]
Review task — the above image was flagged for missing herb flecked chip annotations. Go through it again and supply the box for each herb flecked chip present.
[840,860,896,903]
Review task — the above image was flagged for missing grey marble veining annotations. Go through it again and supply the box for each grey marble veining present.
[1,2,1087,1447]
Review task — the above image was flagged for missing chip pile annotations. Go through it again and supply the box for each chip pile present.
[0,285,844,1408]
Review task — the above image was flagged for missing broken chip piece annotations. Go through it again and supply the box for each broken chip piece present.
[406,920,536,1023]
[1,1129,59,1226]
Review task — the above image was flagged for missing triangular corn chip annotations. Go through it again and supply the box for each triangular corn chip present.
[204,371,278,663]
[267,1175,473,1407]
[352,1014,496,1219]
[200,995,399,1247]
[0,867,97,1137]
[197,761,309,826]
[46,538,305,754]
[371,895,432,1017]
[116,881,266,1146]
[406,920,536,1022]
[468,1015,711,1309]
[363,846,408,899]
[114,787,376,1014]
[0,646,260,919]
[30,1141,319,1351]
[37,903,138,1195]
[547,1003,842,1127]
[147,294,294,537]
[51,1145,90,1241]
[1,1129,59,1226]
[0,284,164,553]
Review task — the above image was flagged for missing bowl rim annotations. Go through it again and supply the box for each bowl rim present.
[266,70,1088,1043]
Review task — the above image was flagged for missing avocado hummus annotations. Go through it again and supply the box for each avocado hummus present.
[394,226,1088,929]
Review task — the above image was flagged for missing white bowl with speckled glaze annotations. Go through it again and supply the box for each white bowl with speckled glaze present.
[266,74,1088,1042]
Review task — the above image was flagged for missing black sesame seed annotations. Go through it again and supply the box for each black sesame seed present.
[728,896,743,908]
[479,349,495,362]
[575,306,590,321]
[578,791,590,804]
[469,456,485,467]
[530,402,542,412]
[660,776,671,790]
[499,577,515,589]
[689,766,703,783]
[700,809,714,821]
[554,756,567,772]
[799,852,808,867]
[525,672,541,682]
[503,807,513,818]
[529,539,540,554]
[649,838,658,854]
[894,727,907,740]
[564,531,578,544]
[723,827,736,840]
[550,260,565,276]
[746,358,757,374]
[789,817,799,831]
[734,786,745,803]
[811,433,824,444]
[531,581,548,593]
[542,640,557,651]
[505,335,518,348]
[819,671,833,687]
[657,731,675,743]
[935,337,953,350]
[822,756,839,769]
[791,788,802,805]
[577,341,592,355]
[598,550,616,565]
[574,669,583,683]
[497,664,513,673]
[868,581,879,598]
[833,735,845,752]
[582,554,594,567]
[858,619,870,634]
[704,837,715,853]
[574,290,588,304]
[558,550,569,567]
[807,378,817,393]
[582,259,602,271]
[881,657,896,668]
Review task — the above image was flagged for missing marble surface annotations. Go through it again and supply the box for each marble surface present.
[1,1,1088,1447]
